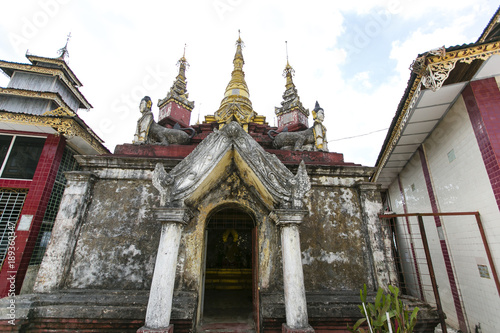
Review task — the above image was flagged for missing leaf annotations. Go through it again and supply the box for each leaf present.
[361,284,367,302]
[352,317,367,330]
[410,307,419,322]
[375,287,383,307]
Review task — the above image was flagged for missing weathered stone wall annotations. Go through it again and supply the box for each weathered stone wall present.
[45,156,385,295]
[299,166,378,292]
[66,179,160,290]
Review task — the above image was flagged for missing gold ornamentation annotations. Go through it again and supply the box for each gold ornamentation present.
[373,77,422,182]
[222,229,238,242]
[426,42,500,64]
[478,11,500,43]
[42,106,75,117]
[373,40,500,182]
[0,188,28,193]
[214,35,264,130]
[0,111,107,154]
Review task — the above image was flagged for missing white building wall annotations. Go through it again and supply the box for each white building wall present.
[388,151,456,326]
[387,95,500,332]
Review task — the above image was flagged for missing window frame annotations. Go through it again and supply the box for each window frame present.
[0,133,47,181]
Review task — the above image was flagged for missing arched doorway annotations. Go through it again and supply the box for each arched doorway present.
[201,207,258,330]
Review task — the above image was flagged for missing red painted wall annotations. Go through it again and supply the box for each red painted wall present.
[0,133,66,297]
[463,78,500,213]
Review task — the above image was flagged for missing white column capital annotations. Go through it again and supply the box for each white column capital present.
[152,207,187,225]
[271,209,308,227]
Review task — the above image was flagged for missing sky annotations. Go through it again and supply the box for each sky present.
[0,0,498,166]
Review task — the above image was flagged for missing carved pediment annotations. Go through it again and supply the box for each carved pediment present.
[152,121,310,210]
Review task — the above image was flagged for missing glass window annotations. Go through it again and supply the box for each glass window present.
[0,135,13,167]
[1,136,45,179]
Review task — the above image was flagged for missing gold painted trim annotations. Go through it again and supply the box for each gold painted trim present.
[477,12,500,44]
[0,60,91,109]
[42,106,76,117]
[0,111,108,155]
[426,41,500,65]
[204,115,216,124]
[372,77,422,182]
[373,41,500,182]
[160,98,193,112]
[0,88,71,110]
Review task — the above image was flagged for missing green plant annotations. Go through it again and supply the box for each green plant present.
[348,284,419,333]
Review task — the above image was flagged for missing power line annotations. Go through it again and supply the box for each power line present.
[330,128,388,142]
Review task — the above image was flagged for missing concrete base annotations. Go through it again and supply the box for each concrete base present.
[282,323,315,333]
[137,324,173,333]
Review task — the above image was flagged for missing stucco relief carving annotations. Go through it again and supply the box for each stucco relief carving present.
[151,121,311,210]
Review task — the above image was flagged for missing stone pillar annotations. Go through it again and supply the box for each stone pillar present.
[138,208,186,333]
[34,171,96,293]
[357,182,398,290]
[274,209,314,333]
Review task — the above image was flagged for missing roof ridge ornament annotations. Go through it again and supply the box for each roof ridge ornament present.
[58,32,72,60]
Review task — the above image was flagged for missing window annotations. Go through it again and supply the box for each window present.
[0,189,28,265]
[0,135,46,180]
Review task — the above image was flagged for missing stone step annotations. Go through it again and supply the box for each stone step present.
[196,323,255,333]
[205,268,253,290]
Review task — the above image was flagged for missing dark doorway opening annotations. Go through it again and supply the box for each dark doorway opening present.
[202,207,256,329]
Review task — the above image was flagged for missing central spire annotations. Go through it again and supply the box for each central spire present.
[214,31,256,132]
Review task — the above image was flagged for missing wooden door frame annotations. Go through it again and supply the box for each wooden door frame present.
[252,226,260,333]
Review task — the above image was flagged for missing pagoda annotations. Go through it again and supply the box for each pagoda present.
[275,58,309,131]
[157,47,195,129]
[205,33,267,132]
[0,30,442,333]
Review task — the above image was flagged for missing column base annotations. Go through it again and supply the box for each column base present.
[137,324,173,333]
[282,323,315,333]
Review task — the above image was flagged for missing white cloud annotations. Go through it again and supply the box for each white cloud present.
[0,0,497,165]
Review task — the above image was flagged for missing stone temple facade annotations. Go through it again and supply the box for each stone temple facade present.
[0,36,439,332]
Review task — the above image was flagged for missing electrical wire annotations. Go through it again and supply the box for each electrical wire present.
[330,128,388,142]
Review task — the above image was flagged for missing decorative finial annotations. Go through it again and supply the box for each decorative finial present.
[283,41,295,78]
[236,30,244,48]
[285,41,289,63]
[177,44,189,70]
[58,32,72,60]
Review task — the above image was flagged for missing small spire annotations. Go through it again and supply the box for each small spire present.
[236,29,244,48]
[176,44,189,74]
[182,43,187,60]
[157,45,194,111]
[275,42,309,126]
[285,41,289,63]
[58,32,71,60]
[283,41,295,86]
